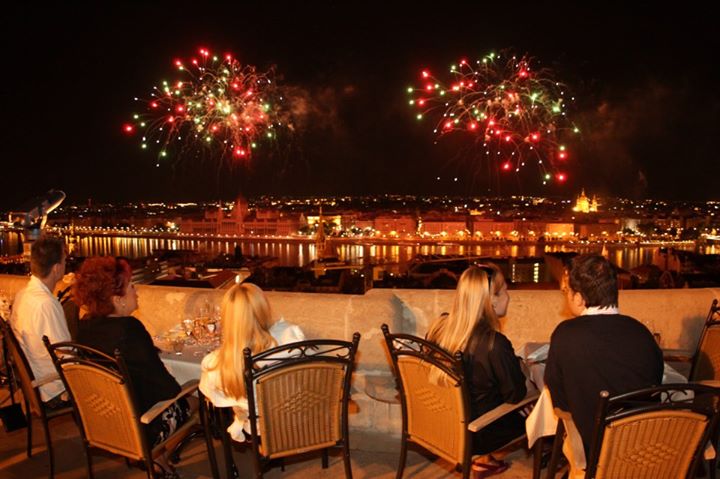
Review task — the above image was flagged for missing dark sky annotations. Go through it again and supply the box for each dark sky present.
[2,2,718,209]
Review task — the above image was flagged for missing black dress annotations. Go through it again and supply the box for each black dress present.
[463,324,527,454]
[77,316,190,446]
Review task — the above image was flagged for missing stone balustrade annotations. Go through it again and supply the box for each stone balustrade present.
[2,273,718,448]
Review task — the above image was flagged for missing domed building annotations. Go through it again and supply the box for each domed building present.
[573,189,598,213]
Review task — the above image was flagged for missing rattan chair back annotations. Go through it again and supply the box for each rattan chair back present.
[44,340,153,461]
[255,361,345,458]
[382,324,470,469]
[586,383,720,479]
[243,333,361,479]
[397,354,467,464]
[0,317,43,417]
[62,362,145,459]
[690,299,720,382]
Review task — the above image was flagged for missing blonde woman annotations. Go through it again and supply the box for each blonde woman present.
[426,264,526,478]
[199,283,304,441]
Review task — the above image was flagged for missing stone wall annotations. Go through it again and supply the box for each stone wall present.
[2,274,718,445]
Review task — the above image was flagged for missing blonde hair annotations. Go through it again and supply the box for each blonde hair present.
[426,266,500,385]
[205,283,277,400]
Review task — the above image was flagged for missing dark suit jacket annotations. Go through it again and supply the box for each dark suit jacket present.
[544,313,663,455]
[77,316,181,413]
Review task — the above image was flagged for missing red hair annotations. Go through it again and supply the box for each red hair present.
[73,257,132,318]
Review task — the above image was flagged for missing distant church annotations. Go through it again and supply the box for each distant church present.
[573,189,599,213]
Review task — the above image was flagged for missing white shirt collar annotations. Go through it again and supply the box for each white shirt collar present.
[29,275,54,296]
[582,305,619,316]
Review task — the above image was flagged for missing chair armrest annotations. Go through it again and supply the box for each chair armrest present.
[140,379,199,425]
[31,373,60,388]
[468,391,540,432]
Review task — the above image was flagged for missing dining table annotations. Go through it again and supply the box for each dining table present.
[159,341,210,385]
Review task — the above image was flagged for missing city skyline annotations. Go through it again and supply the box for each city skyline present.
[2,2,718,211]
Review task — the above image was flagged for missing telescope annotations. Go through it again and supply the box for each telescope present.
[7,189,66,257]
[8,189,66,230]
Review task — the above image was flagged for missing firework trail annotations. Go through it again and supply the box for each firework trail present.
[408,50,579,185]
[125,47,292,167]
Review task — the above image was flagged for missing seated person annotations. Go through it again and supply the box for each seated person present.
[11,235,70,408]
[199,282,304,441]
[544,254,663,456]
[426,265,526,477]
[73,256,193,451]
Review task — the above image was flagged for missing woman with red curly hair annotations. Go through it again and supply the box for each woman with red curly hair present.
[73,256,192,475]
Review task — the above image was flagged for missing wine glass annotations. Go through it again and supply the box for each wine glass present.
[0,289,11,319]
[182,317,196,345]
[171,337,185,355]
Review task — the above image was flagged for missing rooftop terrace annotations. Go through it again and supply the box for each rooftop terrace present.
[1,274,716,478]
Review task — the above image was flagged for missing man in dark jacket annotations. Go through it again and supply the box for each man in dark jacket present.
[544,254,663,456]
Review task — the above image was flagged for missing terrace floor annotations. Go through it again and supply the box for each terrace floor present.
[0,389,539,479]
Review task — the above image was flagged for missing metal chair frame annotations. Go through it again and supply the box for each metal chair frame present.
[382,323,538,479]
[44,338,206,479]
[0,316,73,478]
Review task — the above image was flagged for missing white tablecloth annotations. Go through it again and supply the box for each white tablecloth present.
[159,343,206,385]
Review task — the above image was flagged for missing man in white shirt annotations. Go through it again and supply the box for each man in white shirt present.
[11,235,70,406]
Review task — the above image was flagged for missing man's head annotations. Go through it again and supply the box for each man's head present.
[30,235,66,282]
[565,254,618,316]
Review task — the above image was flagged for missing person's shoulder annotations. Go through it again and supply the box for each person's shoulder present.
[489,331,519,355]
[271,318,305,344]
[493,331,513,348]
[549,316,586,342]
[106,316,147,335]
[201,350,218,369]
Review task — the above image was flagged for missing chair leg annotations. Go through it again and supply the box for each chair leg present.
[322,448,329,469]
[84,445,94,479]
[199,401,220,479]
[145,457,155,479]
[343,442,353,479]
[545,421,565,479]
[26,407,32,457]
[710,454,717,479]
[221,432,236,479]
[396,435,408,479]
[42,420,55,479]
[532,437,544,479]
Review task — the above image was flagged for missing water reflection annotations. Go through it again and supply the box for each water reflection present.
[0,232,702,278]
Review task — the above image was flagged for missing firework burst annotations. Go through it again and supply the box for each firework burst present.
[126,47,291,167]
[409,50,579,185]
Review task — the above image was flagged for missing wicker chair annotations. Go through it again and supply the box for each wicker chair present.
[204,333,361,479]
[663,299,720,384]
[0,316,73,478]
[544,383,720,479]
[43,338,209,479]
[381,324,539,479]
[689,299,720,383]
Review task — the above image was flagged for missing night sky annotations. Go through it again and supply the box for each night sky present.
[2,2,718,210]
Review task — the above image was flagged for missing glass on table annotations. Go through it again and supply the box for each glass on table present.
[205,320,217,335]
[171,337,185,355]
[182,317,196,345]
[0,289,12,319]
[192,320,207,343]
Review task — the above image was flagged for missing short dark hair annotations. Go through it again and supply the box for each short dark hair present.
[30,236,65,278]
[568,254,618,308]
